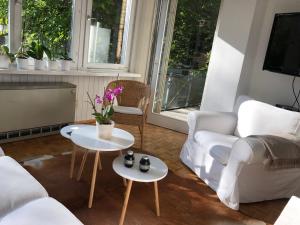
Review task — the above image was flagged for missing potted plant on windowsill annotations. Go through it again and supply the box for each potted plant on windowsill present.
[0,45,9,69]
[87,85,123,139]
[57,54,72,71]
[27,41,46,70]
[1,45,15,69]
[15,44,29,70]
[44,48,59,71]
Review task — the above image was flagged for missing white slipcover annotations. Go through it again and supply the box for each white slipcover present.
[274,196,300,225]
[181,96,300,210]
[0,156,48,218]
[0,147,4,156]
[114,105,143,115]
[0,198,82,225]
[0,156,83,224]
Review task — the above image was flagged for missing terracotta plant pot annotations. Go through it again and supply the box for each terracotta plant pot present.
[96,121,115,139]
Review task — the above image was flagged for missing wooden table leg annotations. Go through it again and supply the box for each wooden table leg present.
[119,180,133,225]
[88,151,100,208]
[70,145,77,179]
[77,150,88,181]
[154,181,160,216]
[119,151,127,187]
[98,152,102,171]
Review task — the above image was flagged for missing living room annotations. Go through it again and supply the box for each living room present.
[0,0,300,225]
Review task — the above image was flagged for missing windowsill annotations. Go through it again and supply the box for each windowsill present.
[0,68,141,78]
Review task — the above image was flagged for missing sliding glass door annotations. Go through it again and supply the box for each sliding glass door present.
[147,0,221,133]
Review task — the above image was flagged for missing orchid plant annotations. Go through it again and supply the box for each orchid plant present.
[87,85,123,125]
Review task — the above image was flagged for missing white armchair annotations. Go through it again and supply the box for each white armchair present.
[180,96,300,210]
[0,147,4,157]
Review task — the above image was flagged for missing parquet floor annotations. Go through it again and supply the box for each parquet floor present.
[2,123,286,225]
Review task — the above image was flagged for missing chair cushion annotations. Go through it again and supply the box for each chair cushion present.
[0,197,83,225]
[235,99,300,137]
[114,105,143,115]
[194,131,239,165]
[0,156,48,218]
[0,147,4,156]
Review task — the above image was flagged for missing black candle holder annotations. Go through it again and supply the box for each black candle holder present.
[139,156,150,172]
[124,150,135,168]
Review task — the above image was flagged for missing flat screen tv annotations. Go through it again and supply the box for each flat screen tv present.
[263,12,300,76]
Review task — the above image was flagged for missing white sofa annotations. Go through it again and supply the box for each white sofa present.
[0,152,82,225]
[181,96,300,210]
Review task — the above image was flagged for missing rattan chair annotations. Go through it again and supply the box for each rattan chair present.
[106,80,150,150]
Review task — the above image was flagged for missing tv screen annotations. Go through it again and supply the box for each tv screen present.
[263,12,300,76]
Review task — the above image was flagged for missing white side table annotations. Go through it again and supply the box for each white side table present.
[71,125,135,208]
[113,153,168,225]
[60,124,87,178]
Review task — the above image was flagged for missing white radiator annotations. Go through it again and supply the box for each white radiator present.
[0,82,76,143]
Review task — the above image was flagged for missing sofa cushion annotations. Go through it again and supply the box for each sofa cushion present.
[235,99,300,137]
[0,197,83,225]
[0,156,48,218]
[194,131,239,165]
[114,105,143,115]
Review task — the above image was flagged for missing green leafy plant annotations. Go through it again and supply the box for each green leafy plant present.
[43,46,54,61]
[27,41,46,60]
[1,45,15,63]
[15,44,28,59]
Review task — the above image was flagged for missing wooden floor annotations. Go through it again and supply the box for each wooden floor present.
[2,123,286,225]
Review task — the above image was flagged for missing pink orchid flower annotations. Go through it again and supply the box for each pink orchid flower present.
[95,94,103,104]
[113,86,123,95]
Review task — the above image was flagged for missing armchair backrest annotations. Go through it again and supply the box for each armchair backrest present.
[106,80,150,109]
[234,96,300,138]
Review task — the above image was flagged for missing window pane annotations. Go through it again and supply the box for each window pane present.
[88,0,131,64]
[0,0,8,45]
[22,0,73,58]
[153,0,221,113]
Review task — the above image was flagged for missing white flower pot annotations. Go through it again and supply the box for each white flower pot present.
[58,60,71,71]
[47,60,59,71]
[34,59,46,70]
[96,121,115,139]
[16,58,29,70]
[0,55,9,69]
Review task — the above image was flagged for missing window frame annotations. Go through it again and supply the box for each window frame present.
[81,0,136,71]
[8,0,137,73]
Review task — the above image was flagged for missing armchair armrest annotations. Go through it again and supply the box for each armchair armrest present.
[230,137,266,164]
[187,111,237,138]
[0,146,4,156]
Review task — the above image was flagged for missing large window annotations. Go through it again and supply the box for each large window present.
[85,0,133,68]
[0,0,8,45]
[0,0,135,71]
[22,0,73,57]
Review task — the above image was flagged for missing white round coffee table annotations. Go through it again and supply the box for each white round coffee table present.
[113,153,168,225]
[60,124,87,179]
[71,125,135,208]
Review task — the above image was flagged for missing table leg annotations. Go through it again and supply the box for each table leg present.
[88,151,99,208]
[70,145,77,179]
[154,181,160,216]
[98,152,102,171]
[77,150,88,181]
[119,151,127,187]
[119,180,133,225]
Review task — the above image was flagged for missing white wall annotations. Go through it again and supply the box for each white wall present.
[200,0,262,112]
[248,0,300,106]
